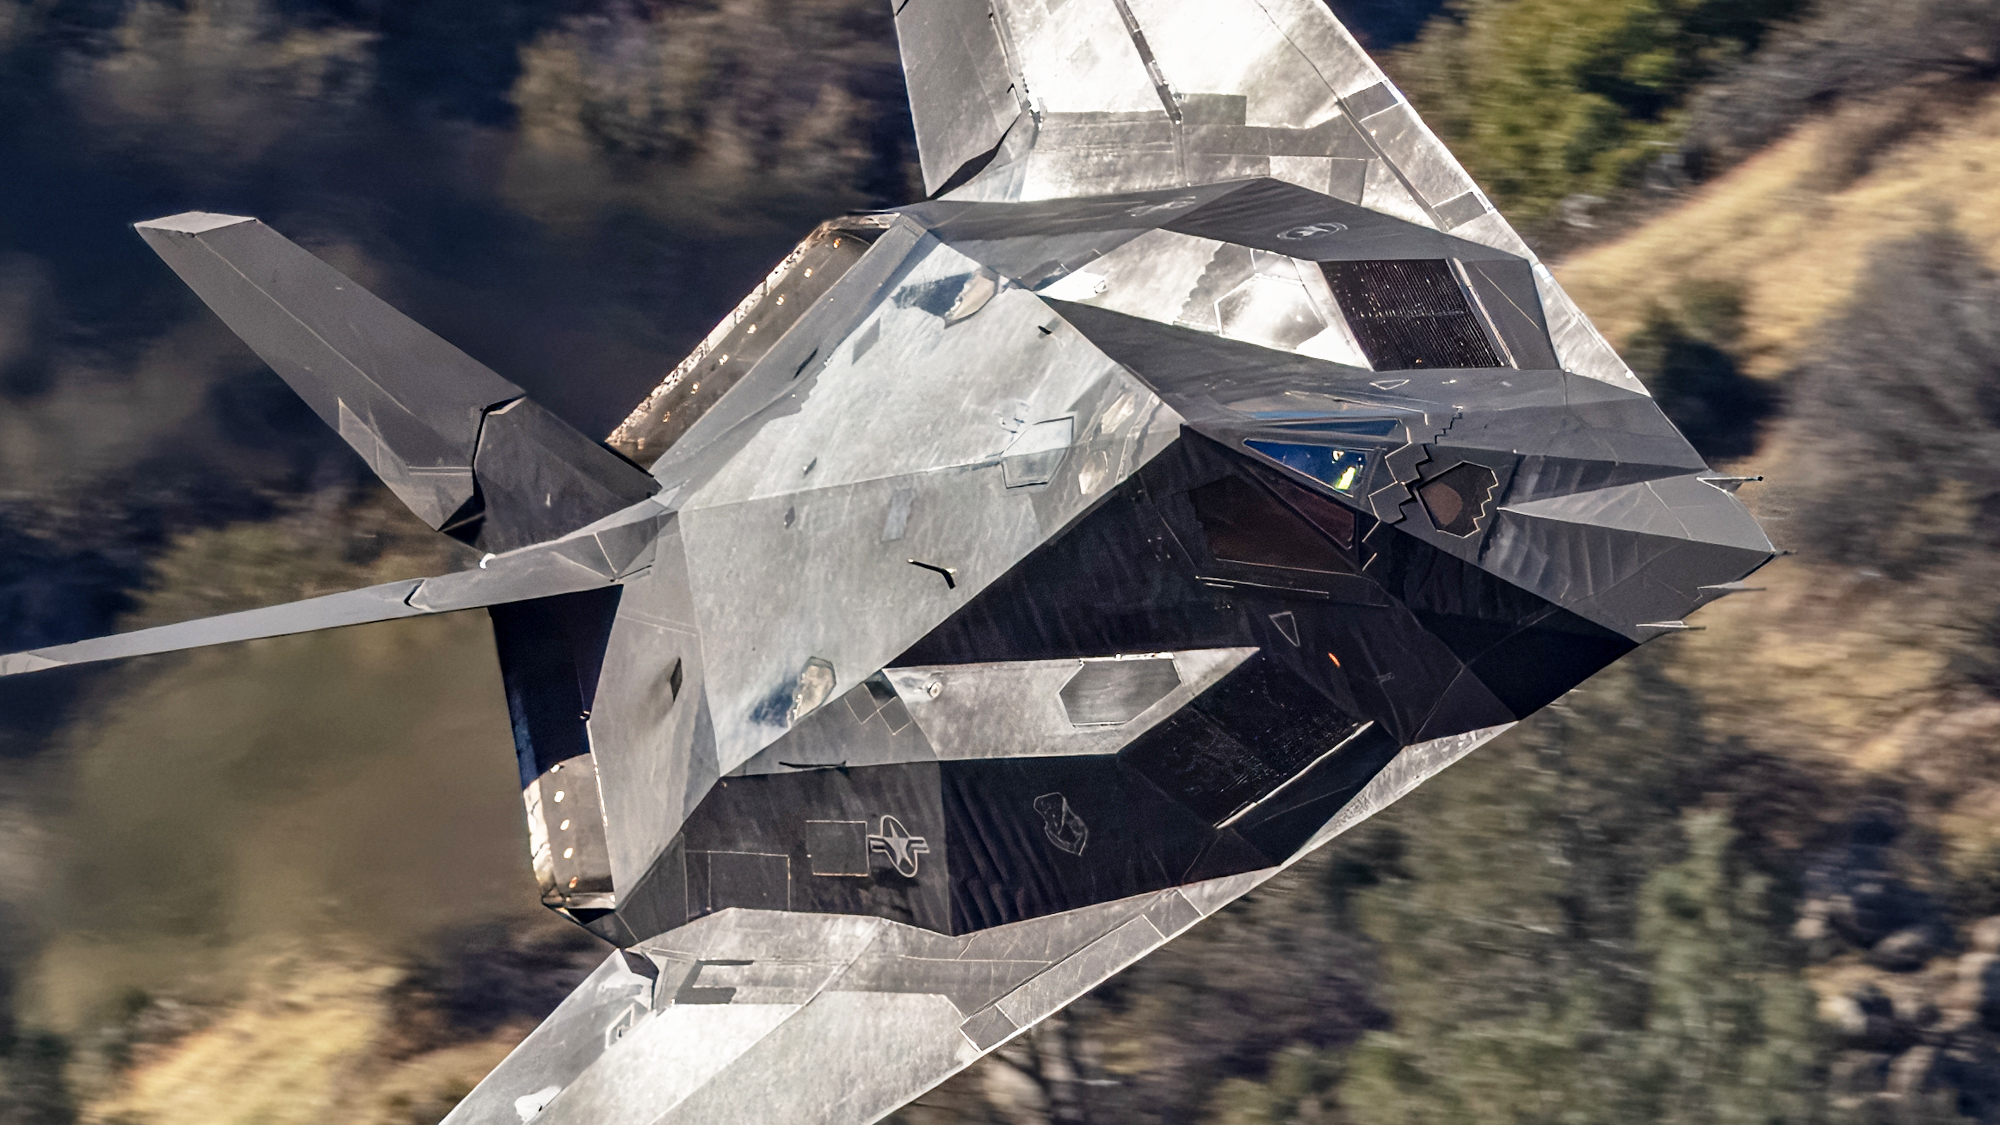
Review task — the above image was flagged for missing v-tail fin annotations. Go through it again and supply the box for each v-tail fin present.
[134,213,656,555]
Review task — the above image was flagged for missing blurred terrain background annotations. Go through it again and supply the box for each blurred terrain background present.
[2,0,2000,1122]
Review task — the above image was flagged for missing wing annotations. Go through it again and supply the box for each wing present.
[0,216,672,679]
[612,0,1648,476]
[136,214,656,554]
[889,0,1642,392]
[0,503,669,678]
[443,725,1502,1125]
[897,0,1487,215]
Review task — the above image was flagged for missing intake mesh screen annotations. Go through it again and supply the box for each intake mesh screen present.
[1321,259,1504,370]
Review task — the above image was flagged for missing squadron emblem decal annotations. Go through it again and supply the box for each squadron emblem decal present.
[1034,793,1089,856]
[866,815,930,877]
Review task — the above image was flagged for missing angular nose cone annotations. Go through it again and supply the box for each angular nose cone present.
[1033,261,1776,645]
[1491,473,1774,639]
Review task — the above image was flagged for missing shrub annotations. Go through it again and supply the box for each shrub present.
[1390,0,1807,221]
[1678,0,2000,176]
[1777,223,2000,573]
[1623,280,1777,462]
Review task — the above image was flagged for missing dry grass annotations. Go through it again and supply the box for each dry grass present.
[1560,85,2000,375]
[1556,91,2000,824]
[10,506,555,1123]
[77,945,532,1125]
[82,953,400,1125]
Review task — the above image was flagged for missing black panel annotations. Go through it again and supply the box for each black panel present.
[1365,514,1634,716]
[1362,514,1548,645]
[1192,475,1354,572]
[942,756,1230,932]
[1500,453,1692,507]
[805,819,870,876]
[607,762,951,940]
[468,398,660,555]
[897,434,1529,746]
[575,912,637,946]
[1410,666,1515,743]
[1363,508,1634,717]
[597,839,687,945]
[612,726,1362,942]
[1321,259,1503,370]
[1464,611,1633,717]
[685,764,948,930]
[1459,258,1561,370]
[488,586,624,784]
[1229,722,1403,859]
[1119,651,1367,826]
[694,851,792,912]
[895,445,1257,667]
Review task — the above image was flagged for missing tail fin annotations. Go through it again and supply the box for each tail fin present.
[893,0,1024,196]
[135,213,656,554]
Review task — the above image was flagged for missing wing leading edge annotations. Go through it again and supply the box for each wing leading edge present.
[0,501,670,679]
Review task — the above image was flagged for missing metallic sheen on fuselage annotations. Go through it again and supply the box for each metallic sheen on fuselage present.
[0,3,1774,1122]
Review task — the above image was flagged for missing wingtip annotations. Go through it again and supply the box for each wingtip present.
[134,211,256,236]
[0,652,65,677]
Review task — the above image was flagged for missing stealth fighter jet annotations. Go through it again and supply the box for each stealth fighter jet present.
[0,0,1775,1120]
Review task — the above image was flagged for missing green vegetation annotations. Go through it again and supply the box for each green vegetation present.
[1241,657,1827,1125]
[1390,0,1805,220]
[1679,0,2000,172]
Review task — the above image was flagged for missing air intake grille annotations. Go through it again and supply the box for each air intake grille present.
[1321,259,1503,370]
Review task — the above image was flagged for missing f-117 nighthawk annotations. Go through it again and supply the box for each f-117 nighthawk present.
[0,1,1775,1121]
